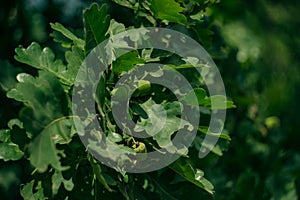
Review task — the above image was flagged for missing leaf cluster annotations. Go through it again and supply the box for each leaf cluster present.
[0,0,234,199]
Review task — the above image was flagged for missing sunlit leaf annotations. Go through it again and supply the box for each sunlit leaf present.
[106,19,126,36]
[169,158,214,194]
[198,126,231,141]
[52,170,74,195]
[20,180,46,200]
[112,51,145,73]
[111,0,138,10]
[135,99,193,152]
[14,42,73,86]
[0,143,23,161]
[149,0,187,24]
[199,95,236,110]
[107,131,123,143]
[181,88,207,106]
[7,72,73,172]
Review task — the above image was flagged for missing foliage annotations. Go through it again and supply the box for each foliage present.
[1,0,299,199]
[0,0,235,199]
[207,1,300,199]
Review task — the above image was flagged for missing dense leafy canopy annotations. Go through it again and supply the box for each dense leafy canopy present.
[0,0,299,199]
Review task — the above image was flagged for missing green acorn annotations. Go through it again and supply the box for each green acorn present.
[132,141,147,153]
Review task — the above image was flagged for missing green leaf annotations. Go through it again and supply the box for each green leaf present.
[0,129,10,142]
[16,73,35,84]
[21,180,46,200]
[50,22,85,50]
[133,80,151,97]
[28,117,75,172]
[136,11,157,26]
[194,169,214,192]
[181,88,207,106]
[199,95,236,110]
[50,30,73,48]
[111,0,139,10]
[198,126,231,141]
[193,135,228,156]
[104,19,130,63]
[0,143,24,161]
[90,158,113,192]
[0,127,24,161]
[7,72,73,172]
[52,170,74,196]
[149,0,187,24]
[106,19,126,36]
[8,72,67,122]
[111,84,131,102]
[95,75,106,112]
[141,49,160,62]
[8,118,24,129]
[107,131,123,143]
[134,99,193,152]
[7,72,69,132]
[65,45,84,82]
[112,51,145,73]
[14,42,73,86]
[210,144,223,156]
[83,3,110,54]
[29,129,69,173]
[169,158,214,194]
[6,88,25,102]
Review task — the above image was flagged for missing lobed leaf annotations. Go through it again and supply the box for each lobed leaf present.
[50,22,85,50]
[20,180,46,200]
[111,0,139,10]
[52,170,74,196]
[106,19,126,36]
[135,99,193,152]
[29,131,68,173]
[7,72,73,172]
[0,142,24,161]
[0,127,24,161]
[112,51,145,73]
[149,0,187,24]
[14,42,73,86]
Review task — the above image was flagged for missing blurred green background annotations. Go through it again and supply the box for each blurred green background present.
[0,0,299,199]
[209,1,300,199]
